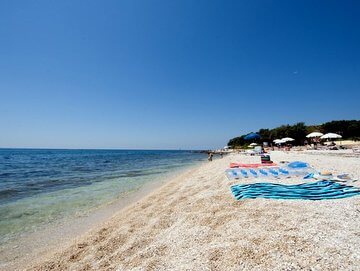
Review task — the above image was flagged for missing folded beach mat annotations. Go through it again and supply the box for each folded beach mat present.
[227,161,315,180]
[231,180,360,200]
[226,167,291,180]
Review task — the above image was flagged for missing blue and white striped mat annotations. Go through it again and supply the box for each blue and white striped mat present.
[231,180,360,200]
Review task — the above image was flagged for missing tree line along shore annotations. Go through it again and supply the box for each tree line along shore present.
[228,120,360,148]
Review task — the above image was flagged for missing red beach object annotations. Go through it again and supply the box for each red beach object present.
[229,163,277,168]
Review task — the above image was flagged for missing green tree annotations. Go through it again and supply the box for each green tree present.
[227,120,360,147]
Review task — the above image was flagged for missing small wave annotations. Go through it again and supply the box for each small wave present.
[0,172,12,178]
[7,210,38,220]
[0,189,18,199]
[116,170,163,178]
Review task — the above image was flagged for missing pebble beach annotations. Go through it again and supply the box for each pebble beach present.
[11,150,359,270]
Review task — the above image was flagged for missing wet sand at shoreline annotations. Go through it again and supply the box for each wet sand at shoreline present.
[5,151,360,270]
[0,165,202,271]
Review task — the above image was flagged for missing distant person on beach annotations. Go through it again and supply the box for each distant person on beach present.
[220,152,223,158]
[208,152,213,161]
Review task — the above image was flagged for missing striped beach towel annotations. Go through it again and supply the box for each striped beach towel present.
[231,180,360,200]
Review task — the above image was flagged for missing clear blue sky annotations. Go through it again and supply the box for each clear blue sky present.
[1,0,359,149]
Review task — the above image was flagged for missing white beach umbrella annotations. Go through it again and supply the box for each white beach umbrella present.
[274,139,286,144]
[273,139,281,142]
[249,143,258,146]
[320,133,342,139]
[306,132,324,138]
[282,137,295,142]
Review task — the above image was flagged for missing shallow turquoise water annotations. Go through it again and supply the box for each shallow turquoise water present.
[0,149,206,244]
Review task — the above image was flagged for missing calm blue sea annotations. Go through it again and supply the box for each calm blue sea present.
[0,149,206,244]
